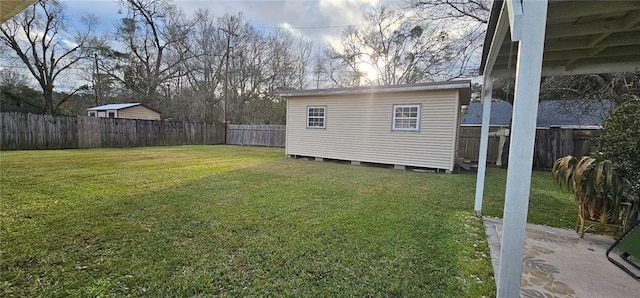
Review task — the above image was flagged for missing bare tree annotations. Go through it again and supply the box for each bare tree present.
[108,0,195,107]
[409,0,490,24]
[216,15,312,124]
[313,48,357,88]
[177,9,226,122]
[0,0,96,114]
[322,5,468,87]
[409,0,490,77]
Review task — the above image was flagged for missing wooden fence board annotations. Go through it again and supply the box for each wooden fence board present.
[1,112,225,150]
[226,124,286,147]
[459,126,601,169]
[458,127,502,164]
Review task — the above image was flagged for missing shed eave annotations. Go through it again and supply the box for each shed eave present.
[279,80,471,98]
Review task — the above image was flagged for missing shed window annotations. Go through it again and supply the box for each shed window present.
[307,106,326,128]
[89,112,96,117]
[108,112,116,118]
[392,104,420,131]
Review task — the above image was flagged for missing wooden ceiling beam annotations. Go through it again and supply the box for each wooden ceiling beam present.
[490,60,640,78]
[545,13,639,40]
[543,32,640,52]
[546,1,640,22]
[543,45,640,61]
[564,10,640,68]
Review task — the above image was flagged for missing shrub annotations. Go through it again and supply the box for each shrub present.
[601,99,640,198]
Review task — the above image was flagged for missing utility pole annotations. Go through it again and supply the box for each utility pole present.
[93,53,101,106]
[219,27,236,126]
[218,25,237,144]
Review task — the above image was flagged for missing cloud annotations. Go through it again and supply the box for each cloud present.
[62,0,398,49]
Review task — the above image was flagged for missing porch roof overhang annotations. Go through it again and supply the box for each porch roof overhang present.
[481,0,640,78]
[1,0,36,23]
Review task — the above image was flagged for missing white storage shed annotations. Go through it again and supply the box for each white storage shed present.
[280,81,471,172]
[86,103,160,120]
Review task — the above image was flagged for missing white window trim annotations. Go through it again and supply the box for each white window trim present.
[306,106,326,129]
[392,104,421,132]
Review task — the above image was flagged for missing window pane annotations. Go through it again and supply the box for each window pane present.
[307,106,325,127]
[392,105,419,131]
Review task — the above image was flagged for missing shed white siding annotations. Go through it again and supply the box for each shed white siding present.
[118,105,160,120]
[286,90,461,171]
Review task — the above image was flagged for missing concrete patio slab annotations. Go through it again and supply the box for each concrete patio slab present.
[484,217,640,297]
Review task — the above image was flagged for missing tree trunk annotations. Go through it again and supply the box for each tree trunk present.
[43,88,54,114]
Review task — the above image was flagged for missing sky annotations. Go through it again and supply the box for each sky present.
[2,0,409,92]
[62,0,405,48]
[5,0,484,92]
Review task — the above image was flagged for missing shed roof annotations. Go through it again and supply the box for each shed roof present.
[461,101,513,126]
[86,103,160,114]
[87,103,141,111]
[280,80,472,105]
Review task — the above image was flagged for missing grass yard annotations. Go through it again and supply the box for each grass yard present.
[0,145,575,297]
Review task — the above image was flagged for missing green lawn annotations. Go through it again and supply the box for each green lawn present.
[0,145,575,297]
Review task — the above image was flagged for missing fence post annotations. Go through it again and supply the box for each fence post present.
[267,126,271,147]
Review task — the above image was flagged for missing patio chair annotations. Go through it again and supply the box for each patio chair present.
[606,220,640,279]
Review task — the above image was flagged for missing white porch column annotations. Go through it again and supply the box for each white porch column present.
[497,1,548,297]
[474,78,493,216]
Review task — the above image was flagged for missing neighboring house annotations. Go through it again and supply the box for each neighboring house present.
[457,99,612,166]
[280,81,471,172]
[86,103,160,120]
[460,99,611,129]
[461,100,513,127]
[536,99,611,128]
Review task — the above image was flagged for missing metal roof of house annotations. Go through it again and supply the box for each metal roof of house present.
[536,99,611,128]
[461,101,513,126]
[87,103,142,111]
[279,80,472,105]
[461,99,611,128]
[481,0,640,78]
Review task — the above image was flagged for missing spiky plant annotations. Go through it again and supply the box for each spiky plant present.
[552,152,626,224]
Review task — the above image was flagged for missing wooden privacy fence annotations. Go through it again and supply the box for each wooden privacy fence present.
[226,124,286,147]
[458,127,507,165]
[1,112,225,150]
[2,112,599,167]
[457,126,601,169]
[533,127,600,169]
